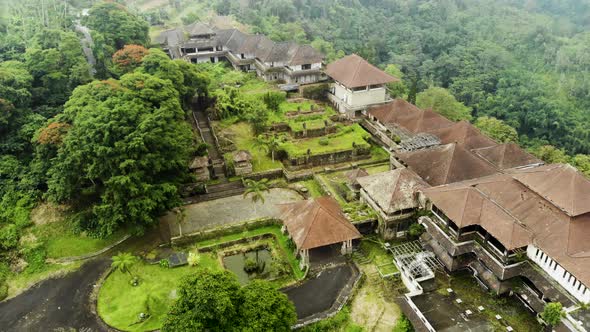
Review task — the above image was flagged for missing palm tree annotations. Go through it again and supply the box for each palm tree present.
[111,252,138,277]
[266,135,282,162]
[252,135,269,165]
[243,178,270,204]
[174,207,187,237]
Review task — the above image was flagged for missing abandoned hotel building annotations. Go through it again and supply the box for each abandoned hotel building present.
[158,23,590,329]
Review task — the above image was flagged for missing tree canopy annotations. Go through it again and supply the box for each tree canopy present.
[46,71,194,236]
[474,116,518,143]
[162,270,296,331]
[416,87,472,121]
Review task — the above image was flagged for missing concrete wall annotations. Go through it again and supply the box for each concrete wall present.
[528,245,590,303]
[333,82,387,108]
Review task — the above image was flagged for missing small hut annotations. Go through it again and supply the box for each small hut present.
[189,156,210,181]
[279,197,362,269]
[233,150,253,176]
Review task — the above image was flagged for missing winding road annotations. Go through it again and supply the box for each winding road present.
[0,259,109,332]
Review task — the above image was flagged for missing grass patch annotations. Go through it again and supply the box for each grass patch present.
[6,261,82,299]
[360,240,398,271]
[31,221,127,259]
[299,179,326,198]
[365,164,391,175]
[280,124,371,158]
[194,225,304,280]
[221,122,282,172]
[98,255,221,332]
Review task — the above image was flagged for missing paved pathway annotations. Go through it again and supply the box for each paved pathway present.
[163,188,303,237]
[284,264,354,319]
[0,259,109,332]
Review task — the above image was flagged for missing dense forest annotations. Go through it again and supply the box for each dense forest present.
[1,0,590,294]
[0,0,210,290]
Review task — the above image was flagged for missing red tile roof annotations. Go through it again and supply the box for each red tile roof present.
[325,54,398,88]
[279,197,361,250]
[427,121,497,150]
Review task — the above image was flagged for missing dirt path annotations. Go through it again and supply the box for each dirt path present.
[0,259,109,332]
[349,263,401,331]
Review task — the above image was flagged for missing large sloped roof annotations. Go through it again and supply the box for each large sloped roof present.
[473,143,543,170]
[425,185,533,250]
[395,108,454,134]
[325,54,399,88]
[290,44,325,66]
[186,22,214,36]
[509,164,590,217]
[367,99,422,124]
[155,28,185,47]
[422,169,590,285]
[279,197,361,250]
[397,144,498,186]
[357,168,429,214]
[428,121,497,150]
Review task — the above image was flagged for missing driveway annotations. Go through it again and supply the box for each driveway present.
[284,264,354,319]
[162,188,303,237]
[0,259,109,332]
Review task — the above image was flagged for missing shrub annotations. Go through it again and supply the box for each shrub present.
[301,83,329,101]
[159,259,169,268]
[408,223,426,238]
[187,252,200,266]
[318,137,329,146]
[244,257,258,273]
[392,314,414,332]
[0,224,19,250]
[542,302,564,326]
[0,282,7,301]
[262,91,286,112]
[22,245,47,274]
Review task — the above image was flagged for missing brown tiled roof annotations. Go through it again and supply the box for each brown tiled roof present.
[473,143,543,170]
[424,184,533,250]
[345,168,369,183]
[290,44,324,66]
[397,144,498,186]
[422,169,590,285]
[279,197,361,250]
[395,108,454,134]
[186,22,214,36]
[428,121,497,150]
[155,28,185,46]
[325,54,399,88]
[367,99,422,124]
[233,150,251,163]
[357,168,429,214]
[509,164,590,217]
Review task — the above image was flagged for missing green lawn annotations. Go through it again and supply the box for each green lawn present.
[222,122,283,172]
[299,179,326,198]
[360,240,398,272]
[280,124,371,158]
[31,220,127,259]
[98,254,221,332]
[279,100,317,113]
[366,164,391,175]
[195,225,305,280]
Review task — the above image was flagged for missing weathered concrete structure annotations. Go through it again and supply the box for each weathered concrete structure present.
[156,22,325,85]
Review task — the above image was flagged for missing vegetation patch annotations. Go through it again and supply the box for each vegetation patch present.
[30,220,127,259]
[98,255,221,332]
[280,124,371,158]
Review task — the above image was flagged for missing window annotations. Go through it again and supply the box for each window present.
[302,64,312,70]
[544,255,549,264]
[535,248,540,257]
[563,270,568,278]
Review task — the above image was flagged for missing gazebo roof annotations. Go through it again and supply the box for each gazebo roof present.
[279,197,361,250]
